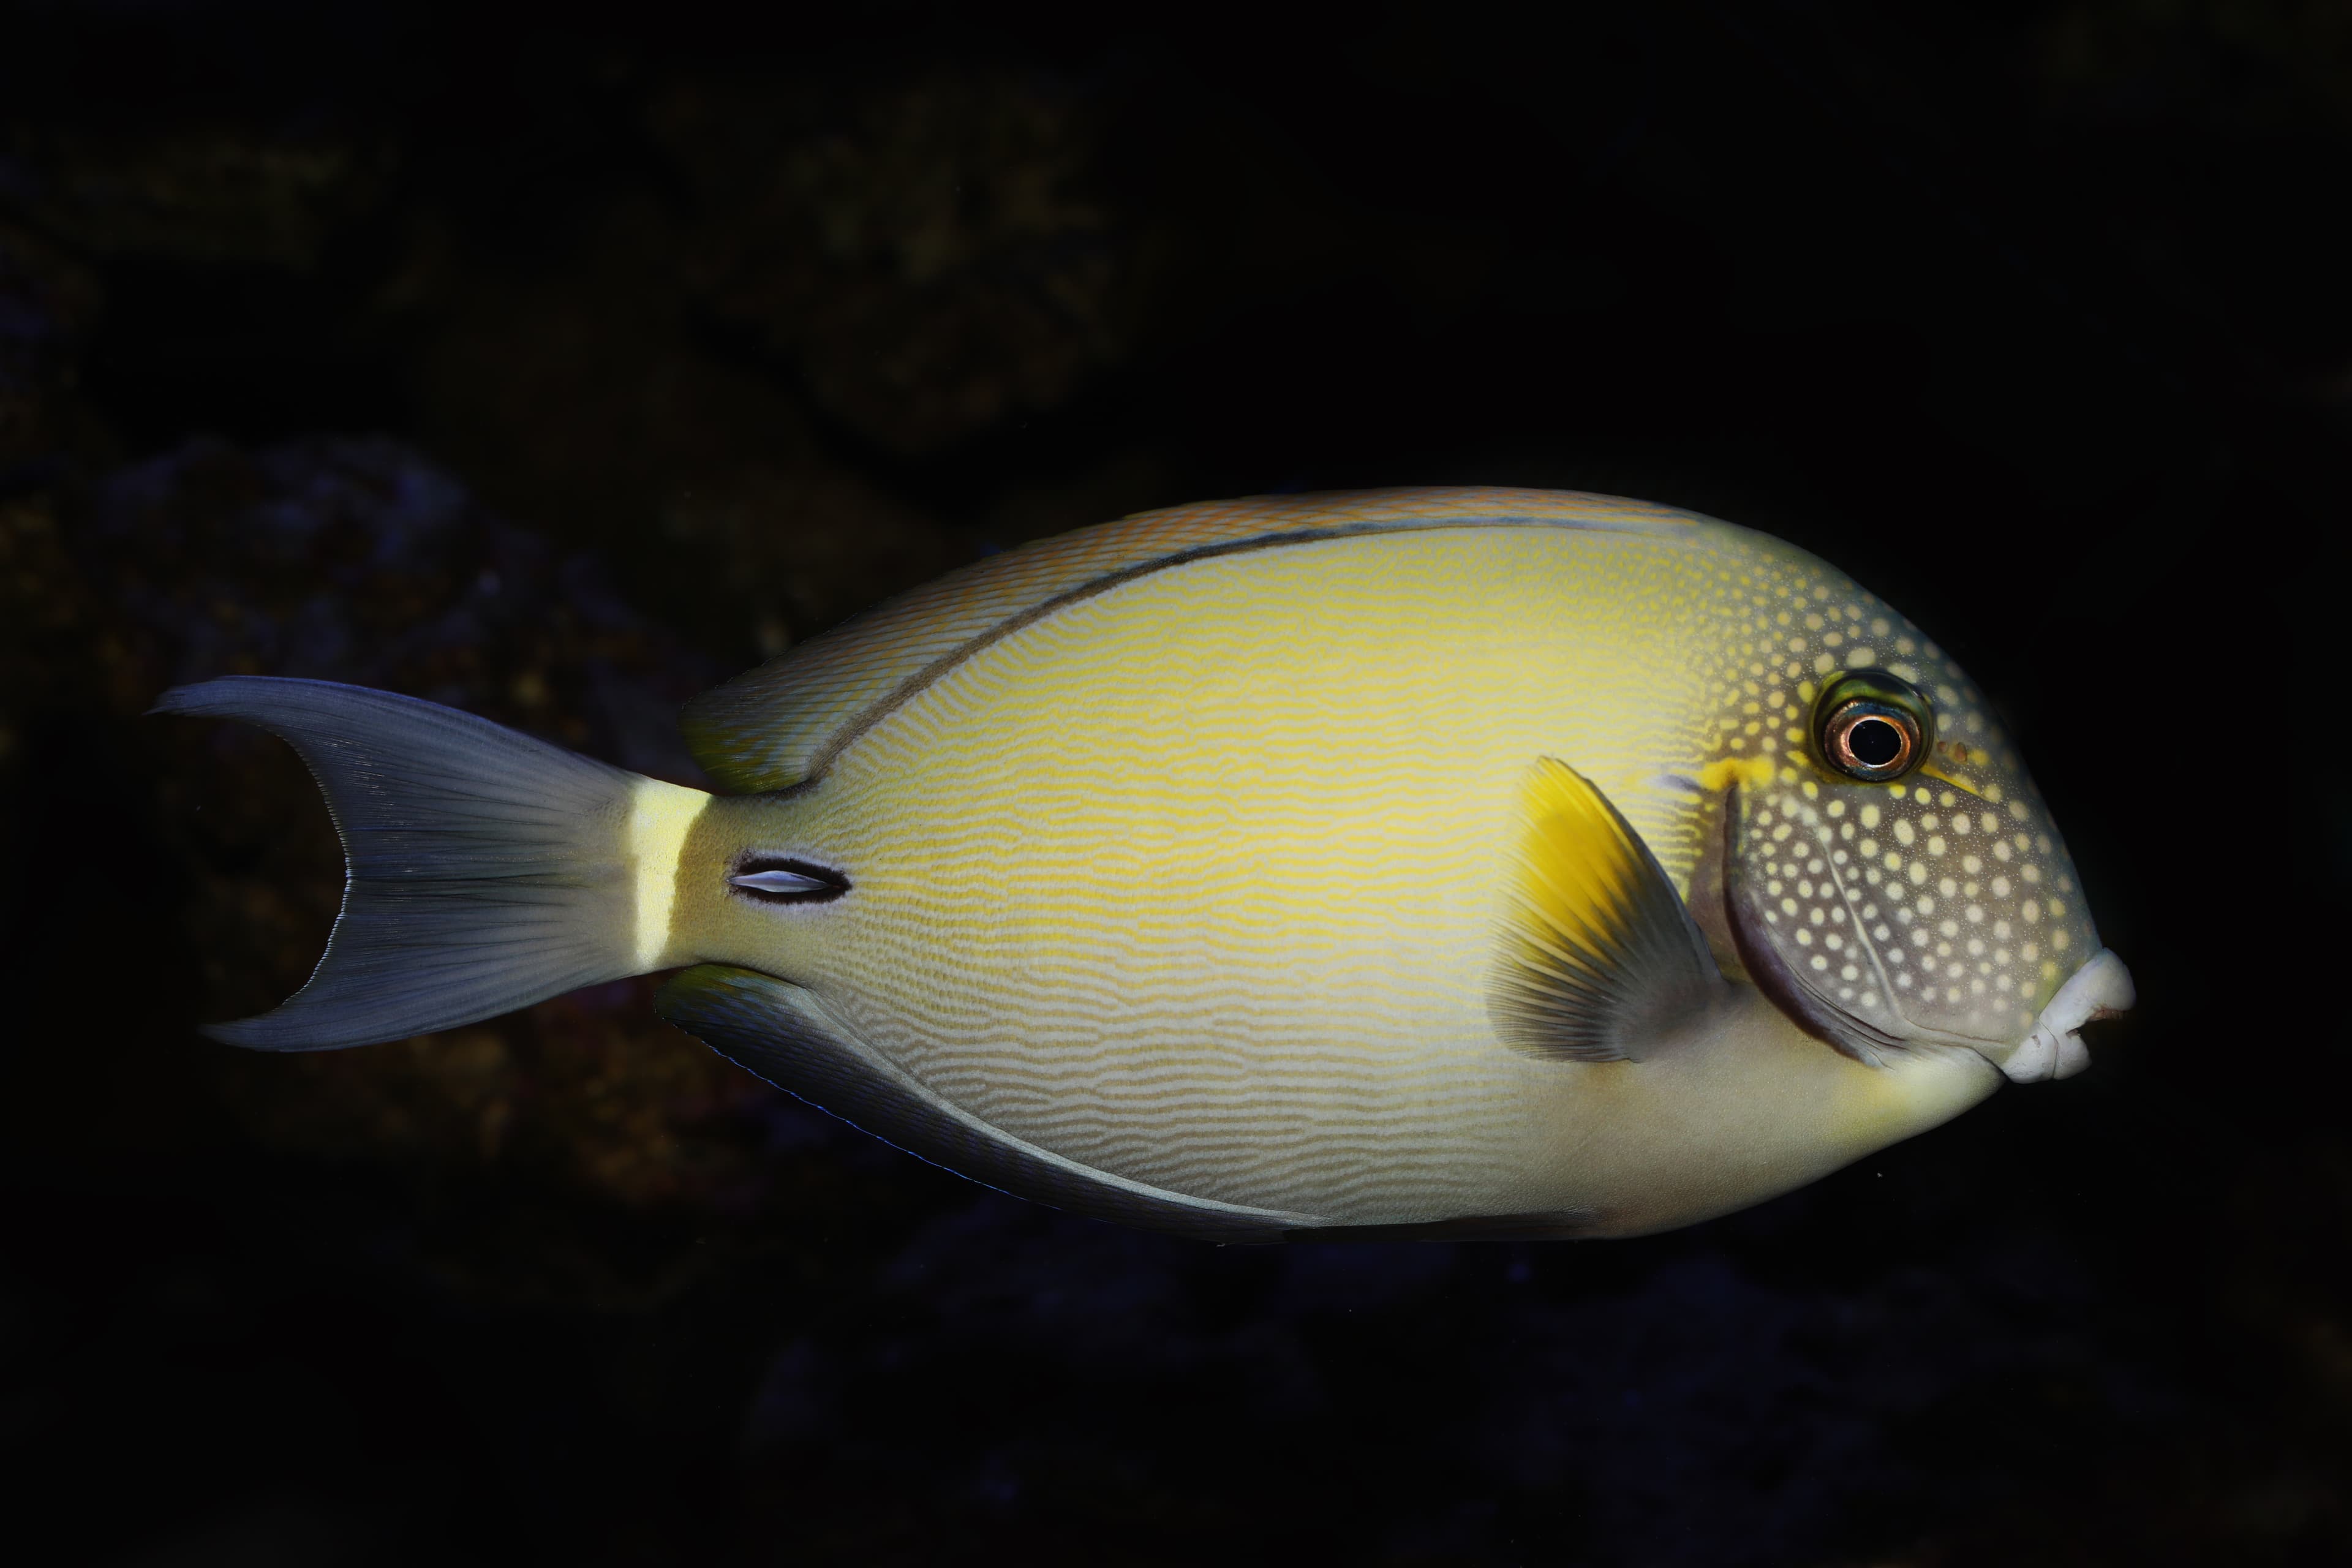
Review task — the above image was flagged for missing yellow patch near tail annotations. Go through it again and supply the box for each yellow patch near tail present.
[1490,758,1722,1063]
[627,777,710,971]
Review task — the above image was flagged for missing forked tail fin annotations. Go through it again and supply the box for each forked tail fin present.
[154,677,707,1050]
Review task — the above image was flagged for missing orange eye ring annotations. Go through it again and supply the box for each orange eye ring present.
[1812,669,1933,782]
[1823,703,1917,780]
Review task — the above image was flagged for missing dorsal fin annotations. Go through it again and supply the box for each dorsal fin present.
[1489,758,1725,1063]
[682,486,1705,793]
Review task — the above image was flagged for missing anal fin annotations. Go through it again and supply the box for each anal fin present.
[1489,758,1724,1062]
[657,965,1321,1243]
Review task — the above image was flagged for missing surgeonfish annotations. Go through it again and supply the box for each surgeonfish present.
[157,488,2133,1241]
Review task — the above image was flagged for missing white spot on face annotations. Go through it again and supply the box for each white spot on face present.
[1909,862,1928,884]
[1926,835,1947,858]
[2021,900,2040,924]
[1894,821,1917,846]
[1811,954,1830,971]
[1860,803,1881,829]
[1826,799,1846,818]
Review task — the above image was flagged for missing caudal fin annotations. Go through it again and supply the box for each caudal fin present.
[154,676,698,1050]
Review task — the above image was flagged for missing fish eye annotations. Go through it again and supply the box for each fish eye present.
[1813,670,1932,783]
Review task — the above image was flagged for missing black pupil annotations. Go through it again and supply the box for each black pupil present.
[1846,714,1904,768]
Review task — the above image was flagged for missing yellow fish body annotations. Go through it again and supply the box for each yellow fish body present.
[159,488,2132,1240]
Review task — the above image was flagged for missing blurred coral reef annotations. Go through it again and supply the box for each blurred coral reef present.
[4,4,2351,1565]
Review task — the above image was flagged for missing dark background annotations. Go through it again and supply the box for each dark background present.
[2,2,2346,1564]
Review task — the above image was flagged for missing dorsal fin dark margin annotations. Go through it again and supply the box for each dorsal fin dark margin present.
[790,513,1689,789]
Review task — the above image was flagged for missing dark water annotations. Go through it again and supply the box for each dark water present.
[3,4,2346,1564]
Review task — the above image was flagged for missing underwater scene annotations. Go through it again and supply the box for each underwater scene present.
[2,3,2347,1564]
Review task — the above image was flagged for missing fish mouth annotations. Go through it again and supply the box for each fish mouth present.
[1973,948,2135,1083]
[1714,788,2133,1080]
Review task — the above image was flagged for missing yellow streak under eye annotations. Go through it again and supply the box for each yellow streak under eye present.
[1915,760,1983,799]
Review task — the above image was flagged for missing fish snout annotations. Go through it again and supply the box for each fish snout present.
[1977,948,2135,1084]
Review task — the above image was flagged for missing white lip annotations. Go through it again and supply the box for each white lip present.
[1977,948,2136,1084]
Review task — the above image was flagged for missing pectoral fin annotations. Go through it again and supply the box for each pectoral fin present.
[1489,758,1725,1063]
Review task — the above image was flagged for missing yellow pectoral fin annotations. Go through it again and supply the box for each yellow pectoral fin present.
[1490,758,1725,1063]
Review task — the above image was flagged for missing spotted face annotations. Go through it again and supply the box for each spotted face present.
[1684,538,2104,1066]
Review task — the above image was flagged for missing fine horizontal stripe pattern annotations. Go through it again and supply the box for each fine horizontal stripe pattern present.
[756,527,1748,1223]
[682,486,1709,793]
